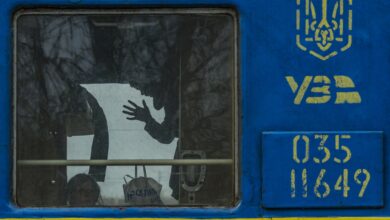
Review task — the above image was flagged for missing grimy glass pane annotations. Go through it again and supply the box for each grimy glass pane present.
[14,9,237,207]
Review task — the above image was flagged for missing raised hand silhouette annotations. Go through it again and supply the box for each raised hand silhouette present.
[122,100,152,123]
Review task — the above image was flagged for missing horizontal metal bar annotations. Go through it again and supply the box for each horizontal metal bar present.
[17,159,233,166]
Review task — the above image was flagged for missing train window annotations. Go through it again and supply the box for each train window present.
[13,9,238,207]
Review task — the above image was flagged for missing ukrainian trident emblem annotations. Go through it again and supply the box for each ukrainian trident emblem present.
[296,0,353,60]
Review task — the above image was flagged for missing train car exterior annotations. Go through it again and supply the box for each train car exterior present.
[0,0,389,219]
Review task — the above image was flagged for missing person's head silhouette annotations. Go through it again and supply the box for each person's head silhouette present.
[66,174,100,206]
[129,79,165,110]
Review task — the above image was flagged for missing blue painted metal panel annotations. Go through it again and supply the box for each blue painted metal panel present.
[0,0,389,218]
[262,131,383,208]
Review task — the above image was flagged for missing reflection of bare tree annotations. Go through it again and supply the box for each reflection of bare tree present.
[16,13,235,206]
[16,16,108,206]
[17,16,68,206]
[119,15,234,204]
[115,16,179,86]
[182,17,233,157]
[178,16,234,205]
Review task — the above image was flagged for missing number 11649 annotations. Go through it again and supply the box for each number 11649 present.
[291,168,371,199]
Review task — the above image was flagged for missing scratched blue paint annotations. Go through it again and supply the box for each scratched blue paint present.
[262,131,383,208]
[0,0,390,218]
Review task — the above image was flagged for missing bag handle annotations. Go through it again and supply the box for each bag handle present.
[134,165,147,178]
[123,174,134,184]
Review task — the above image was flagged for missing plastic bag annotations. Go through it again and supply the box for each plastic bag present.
[123,166,163,205]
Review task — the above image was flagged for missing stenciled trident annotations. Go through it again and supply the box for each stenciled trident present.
[314,0,336,51]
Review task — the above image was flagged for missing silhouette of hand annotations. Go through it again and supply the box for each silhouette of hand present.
[122,100,152,122]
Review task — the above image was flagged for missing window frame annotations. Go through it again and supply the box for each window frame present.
[12,8,240,208]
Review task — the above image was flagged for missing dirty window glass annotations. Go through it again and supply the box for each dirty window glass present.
[14,9,238,207]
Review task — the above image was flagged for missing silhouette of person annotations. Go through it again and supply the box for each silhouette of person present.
[122,80,178,142]
[122,75,180,199]
[120,17,201,201]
